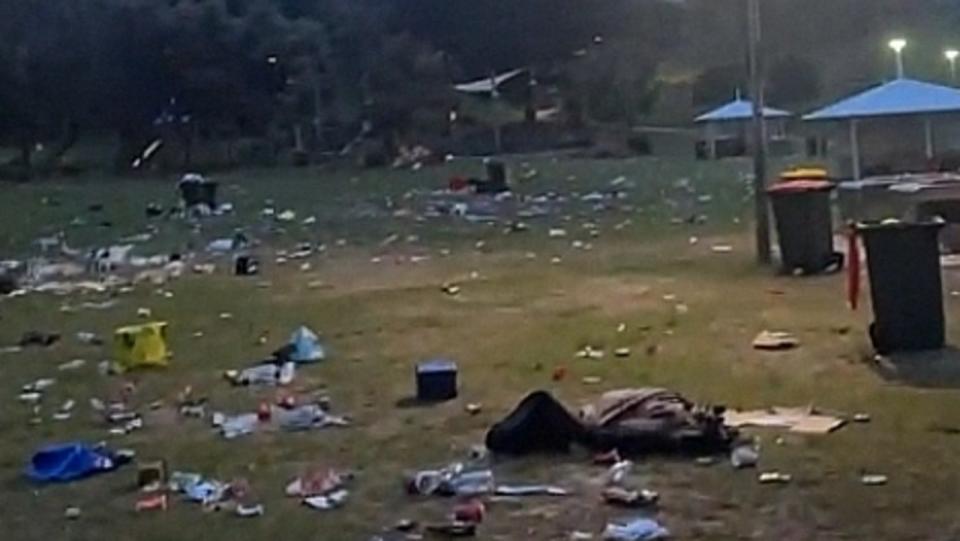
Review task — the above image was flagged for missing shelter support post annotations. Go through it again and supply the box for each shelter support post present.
[849,119,861,180]
[924,116,935,161]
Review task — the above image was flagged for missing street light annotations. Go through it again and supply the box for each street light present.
[946,49,959,83]
[889,38,907,78]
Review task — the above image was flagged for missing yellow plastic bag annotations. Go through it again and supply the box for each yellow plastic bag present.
[114,322,169,370]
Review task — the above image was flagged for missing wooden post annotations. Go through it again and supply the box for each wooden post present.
[747,0,771,265]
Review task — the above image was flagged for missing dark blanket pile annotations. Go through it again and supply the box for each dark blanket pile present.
[485,389,735,456]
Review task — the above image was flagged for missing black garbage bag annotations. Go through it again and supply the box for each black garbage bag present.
[485,391,586,454]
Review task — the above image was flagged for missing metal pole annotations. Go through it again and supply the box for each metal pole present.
[951,60,957,84]
[747,0,771,265]
[924,117,935,160]
[895,51,904,79]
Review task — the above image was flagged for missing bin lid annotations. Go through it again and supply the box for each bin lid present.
[417,359,458,374]
[780,168,829,181]
[855,218,945,232]
[767,180,835,194]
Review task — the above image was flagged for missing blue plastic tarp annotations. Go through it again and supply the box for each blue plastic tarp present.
[27,443,119,483]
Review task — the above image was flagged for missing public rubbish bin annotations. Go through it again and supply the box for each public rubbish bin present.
[178,173,218,208]
[858,220,945,353]
[767,179,842,274]
[478,159,508,193]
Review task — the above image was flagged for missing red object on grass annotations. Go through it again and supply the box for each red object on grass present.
[847,229,861,310]
[453,499,486,524]
[449,176,469,192]
[551,366,567,382]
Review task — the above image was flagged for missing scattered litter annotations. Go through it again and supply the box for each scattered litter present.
[235,503,265,517]
[494,485,568,496]
[730,443,760,469]
[614,348,631,358]
[303,489,349,510]
[606,460,633,485]
[452,499,486,523]
[466,403,483,415]
[277,210,297,222]
[602,518,669,540]
[407,464,494,497]
[19,392,42,404]
[549,228,568,238]
[582,376,603,385]
[76,332,102,345]
[571,532,595,540]
[576,345,605,359]
[114,322,169,370]
[725,407,845,434]
[711,245,734,254]
[853,413,871,423]
[758,471,792,484]
[18,331,60,348]
[58,359,87,371]
[225,360,295,386]
[135,493,168,512]
[442,283,461,296]
[752,330,799,351]
[64,506,82,520]
[602,486,659,507]
[861,474,888,486]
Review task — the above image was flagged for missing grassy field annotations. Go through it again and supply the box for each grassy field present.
[3,157,960,541]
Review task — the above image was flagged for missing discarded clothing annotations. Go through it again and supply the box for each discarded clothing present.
[27,443,126,483]
[486,389,735,456]
[214,413,259,439]
[603,518,669,540]
[724,407,845,434]
[225,361,295,386]
[407,464,494,497]
[275,404,349,431]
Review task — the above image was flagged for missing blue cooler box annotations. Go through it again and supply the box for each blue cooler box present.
[416,359,458,401]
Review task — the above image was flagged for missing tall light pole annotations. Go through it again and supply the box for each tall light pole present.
[889,38,907,79]
[747,0,771,265]
[946,49,959,83]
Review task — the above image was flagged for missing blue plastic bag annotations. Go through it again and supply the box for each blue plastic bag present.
[27,443,119,483]
[289,326,325,363]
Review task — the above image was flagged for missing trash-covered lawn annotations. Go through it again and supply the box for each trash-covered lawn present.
[5,158,960,540]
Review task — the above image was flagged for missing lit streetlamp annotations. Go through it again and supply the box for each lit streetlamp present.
[889,38,907,78]
[946,49,959,83]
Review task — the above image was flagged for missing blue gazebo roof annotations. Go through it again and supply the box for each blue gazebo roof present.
[694,99,792,123]
[804,78,960,121]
